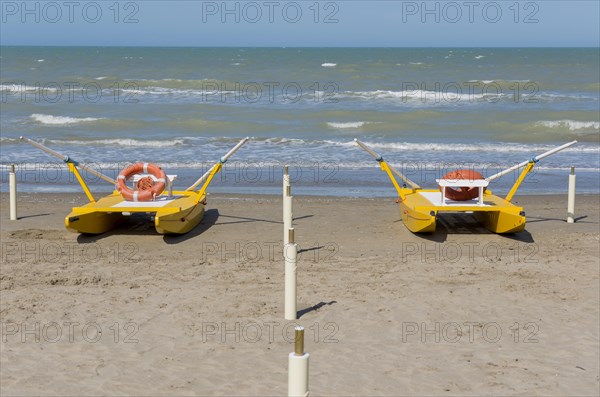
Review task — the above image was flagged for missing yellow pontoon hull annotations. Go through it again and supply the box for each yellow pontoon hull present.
[155,202,205,234]
[398,189,525,234]
[399,200,436,233]
[474,210,526,234]
[65,211,126,234]
[65,190,206,235]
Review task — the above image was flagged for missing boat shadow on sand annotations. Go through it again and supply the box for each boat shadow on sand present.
[76,209,220,244]
[409,213,535,243]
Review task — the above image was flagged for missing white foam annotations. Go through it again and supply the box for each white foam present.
[47,138,185,147]
[339,89,503,102]
[321,63,337,67]
[30,114,102,125]
[320,140,356,147]
[37,59,45,62]
[467,79,495,84]
[536,93,598,101]
[263,137,306,145]
[537,120,600,131]
[467,79,531,84]
[353,141,593,154]
[95,76,108,80]
[475,55,485,59]
[242,138,597,154]
[120,86,237,97]
[327,121,366,129]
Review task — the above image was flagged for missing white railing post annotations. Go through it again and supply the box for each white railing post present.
[9,164,17,220]
[283,165,293,244]
[567,166,576,223]
[284,228,297,321]
[288,326,309,397]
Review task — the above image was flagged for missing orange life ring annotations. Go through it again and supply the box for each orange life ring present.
[116,162,166,202]
[439,170,485,201]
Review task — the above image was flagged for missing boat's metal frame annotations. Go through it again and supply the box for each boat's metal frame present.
[21,136,250,235]
[19,135,577,235]
[355,139,577,234]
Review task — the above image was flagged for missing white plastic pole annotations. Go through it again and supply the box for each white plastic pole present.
[354,138,381,159]
[186,137,250,191]
[567,166,576,223]
[283,195,293,244]
[9,164,17,220]
[288,326,309,397]
[354,139,421,189]
[20,136,70,162]
[20,136,115,184]
[486,140,578,182]
[283,165,291,194]
[283,165,293,245]
[186,165,215,192]
[284,228,297,321]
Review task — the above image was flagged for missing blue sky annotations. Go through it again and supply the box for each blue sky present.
[1,1,599,47]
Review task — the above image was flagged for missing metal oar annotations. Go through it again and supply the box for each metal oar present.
[20,136,115,184]
[354,138,421,189]
[186,137,251,191]
[486,140,578,182]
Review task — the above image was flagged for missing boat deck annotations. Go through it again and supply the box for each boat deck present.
[65,190,207,234]
[418,191,494,207]
[111,195,184,208]
[405,190,518,212]
[70,191,203,214]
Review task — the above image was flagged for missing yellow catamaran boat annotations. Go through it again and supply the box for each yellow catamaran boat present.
[21,136,250,235]
[355,139,577,234]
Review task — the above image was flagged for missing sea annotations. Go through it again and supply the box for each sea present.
[1,47,598,196]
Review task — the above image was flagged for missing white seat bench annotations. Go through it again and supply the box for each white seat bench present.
[132,174,177,197]
[436,179,489,206]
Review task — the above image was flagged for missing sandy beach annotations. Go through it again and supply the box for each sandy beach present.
[1,192,599,396]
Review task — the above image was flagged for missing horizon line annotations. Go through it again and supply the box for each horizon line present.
[1,45,598,49]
